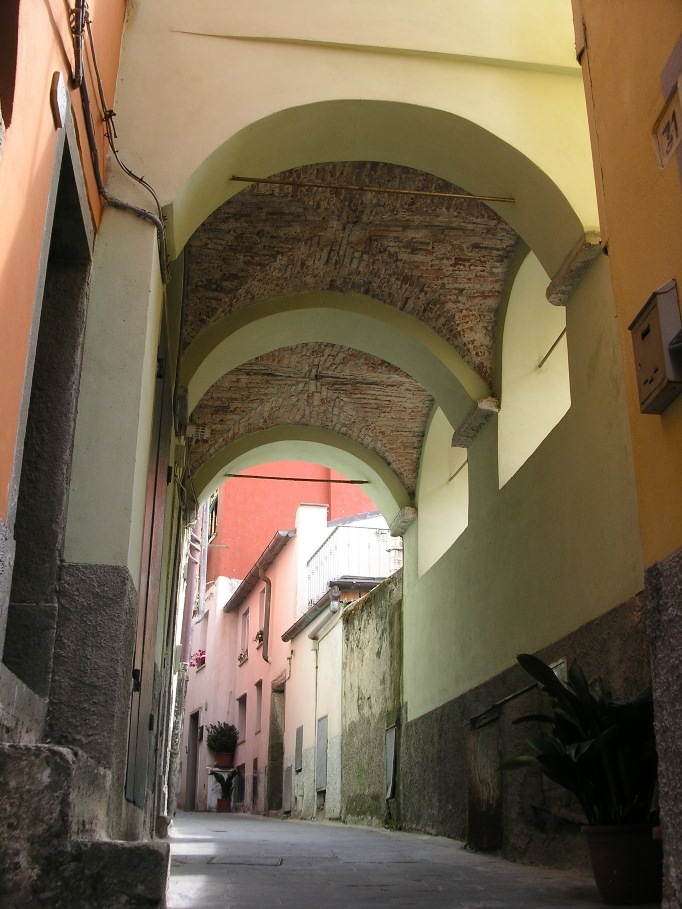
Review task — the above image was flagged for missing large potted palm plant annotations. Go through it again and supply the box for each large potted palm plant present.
[503,653,661,905]
[209,768,240,812]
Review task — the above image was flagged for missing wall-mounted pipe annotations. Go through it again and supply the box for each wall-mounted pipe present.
[72,5,169,283]
[179,523,199,664]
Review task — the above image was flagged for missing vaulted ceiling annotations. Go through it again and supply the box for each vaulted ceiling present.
[183,161,520,496]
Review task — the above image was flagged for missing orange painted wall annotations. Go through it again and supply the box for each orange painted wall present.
[578,1,682,566]
[206,461,377,582]
[0,0,125,521]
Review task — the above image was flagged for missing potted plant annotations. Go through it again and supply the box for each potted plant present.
[254,628,264,646]
[209,767,240,812]
[206,721,238,769]
[502,653,661,905]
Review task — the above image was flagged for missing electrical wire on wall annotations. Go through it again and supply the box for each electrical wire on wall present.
[70,0,170,284]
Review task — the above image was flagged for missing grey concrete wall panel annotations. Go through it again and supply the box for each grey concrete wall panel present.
[316,714,328,792]
[399,594,651,869]
[295,724,303,772]
[283,764,292,813]
[46,562,138,830]
[645,545,682,909]
[325,733,342,819]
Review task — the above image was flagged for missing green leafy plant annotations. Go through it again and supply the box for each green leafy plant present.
[209,767,240,800]
[206,722,238,754]
[502,653,658,826]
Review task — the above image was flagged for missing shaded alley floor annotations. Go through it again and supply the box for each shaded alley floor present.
[167,811,642,909]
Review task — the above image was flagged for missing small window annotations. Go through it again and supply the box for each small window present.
[0,1,20,129]
[240,609,249,659]
[208,493,218,541]
[255,680,263,734]
[258,587,266,633]
[237,694,247,743]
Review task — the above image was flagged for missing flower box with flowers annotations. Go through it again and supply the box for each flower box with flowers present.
[190,649,206,669]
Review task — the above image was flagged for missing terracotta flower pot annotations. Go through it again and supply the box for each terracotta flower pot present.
[215,752,234,769]
[582,824,662,905]
[216,798,231,813]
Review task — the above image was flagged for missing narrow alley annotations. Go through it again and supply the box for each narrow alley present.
[169,812,623,909]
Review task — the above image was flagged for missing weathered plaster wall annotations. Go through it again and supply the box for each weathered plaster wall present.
[404,255,643,721]
[342,572,402,827]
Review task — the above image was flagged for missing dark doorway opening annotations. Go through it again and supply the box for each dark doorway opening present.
[3,142,91,698]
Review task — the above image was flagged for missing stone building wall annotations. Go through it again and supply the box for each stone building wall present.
[341,571,402,827]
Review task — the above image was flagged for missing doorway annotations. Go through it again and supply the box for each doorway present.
[186,711,200,811]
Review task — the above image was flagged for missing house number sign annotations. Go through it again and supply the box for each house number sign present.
[655,76,682,168]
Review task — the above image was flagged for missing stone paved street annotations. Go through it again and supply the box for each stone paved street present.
[168,812,652,909]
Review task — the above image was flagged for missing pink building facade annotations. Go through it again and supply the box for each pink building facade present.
[178,462,399,813]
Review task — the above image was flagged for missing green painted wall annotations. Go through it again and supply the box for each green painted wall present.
[403,255,644,722]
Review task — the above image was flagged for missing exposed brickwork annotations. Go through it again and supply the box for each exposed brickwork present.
[184,162,517,385]
[184,161,519,492]
[189,344,431,493]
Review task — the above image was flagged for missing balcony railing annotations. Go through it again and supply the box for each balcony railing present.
[307,525,402,607]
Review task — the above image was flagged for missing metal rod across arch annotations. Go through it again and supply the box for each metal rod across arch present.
[231,175,515,204]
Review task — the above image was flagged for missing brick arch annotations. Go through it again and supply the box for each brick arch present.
[168,100,588,280]
[184,162,519,387]
[181,290,483,430]
[188,343,433,494]
[192,426,412,523]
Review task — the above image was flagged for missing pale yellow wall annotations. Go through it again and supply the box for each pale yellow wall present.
[404,255,643,721]
[73,0,602,582]
[498,250,570,486]
[115,0,594,280]
[416,408,468,576]
[64,209,164,586]
[317,618,343,739]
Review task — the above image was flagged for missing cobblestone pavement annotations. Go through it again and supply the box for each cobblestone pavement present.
[167,811,649,909]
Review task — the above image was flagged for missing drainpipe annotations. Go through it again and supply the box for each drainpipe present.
[259,568,271,663]
[197,505,208,619]
[179,527,200,664]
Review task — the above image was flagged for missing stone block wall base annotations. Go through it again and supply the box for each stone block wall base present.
[0,744,110,896]
[0,744,168,907]
[644,546,682,909]
[1,840,170,909]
